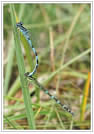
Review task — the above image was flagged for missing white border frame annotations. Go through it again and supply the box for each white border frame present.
[0,1,93,133]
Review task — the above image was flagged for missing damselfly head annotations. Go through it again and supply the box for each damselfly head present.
[24,72,30,77]
[16,22,23,27]
[24,72,34,80]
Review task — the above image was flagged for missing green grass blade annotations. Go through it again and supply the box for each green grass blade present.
[20,32,34,72]
[44,48,90,84]
[8,77,20,97]
[9,4,35,129]
[4,116,17,129]
[4,39,15,95]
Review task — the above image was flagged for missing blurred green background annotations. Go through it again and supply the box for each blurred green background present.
[3,3,91,130]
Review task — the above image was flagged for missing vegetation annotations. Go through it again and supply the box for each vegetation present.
[3,3,91,130]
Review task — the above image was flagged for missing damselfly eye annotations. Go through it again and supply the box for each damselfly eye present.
[16,22,23,27]
[20,22,23,25]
